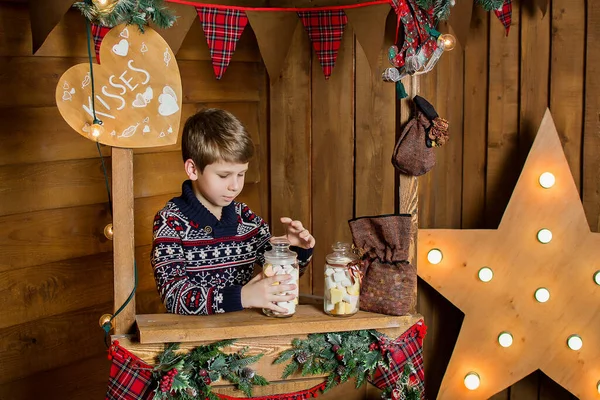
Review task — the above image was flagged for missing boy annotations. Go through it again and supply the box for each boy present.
[151,108,315,315]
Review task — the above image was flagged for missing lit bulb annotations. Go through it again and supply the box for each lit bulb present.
[498,332,513,348]
[464,372,480,390]
[538,172,555,188]
[537,228,552,244]
[567,334,583,351]
[597,380,600,394]
[439,34,456,51]
[534,287,550,303]
[594,271,600,286]
[104,223,114,240]
[92,0,114,10]
[91,122,104,138]
[478,267,493,282]
[427,249,443,264]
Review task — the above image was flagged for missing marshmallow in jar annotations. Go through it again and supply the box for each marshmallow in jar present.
[324,242,360,317]
[262,238,299,318]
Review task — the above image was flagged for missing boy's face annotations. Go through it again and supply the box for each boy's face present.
[186,160,248,213]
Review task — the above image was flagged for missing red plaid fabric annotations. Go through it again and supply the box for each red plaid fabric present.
[106,342,154,400]
[494,0,512,36]
[91,23,111,64]
[196,7,249,79]
[297,11,348,79]
[369,320,427,398]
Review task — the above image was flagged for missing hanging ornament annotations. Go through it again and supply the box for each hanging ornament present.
[104,223,114,240]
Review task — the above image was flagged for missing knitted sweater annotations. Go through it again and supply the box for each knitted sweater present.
[151,181,313,315]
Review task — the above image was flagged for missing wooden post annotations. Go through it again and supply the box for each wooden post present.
[112,147,136,334]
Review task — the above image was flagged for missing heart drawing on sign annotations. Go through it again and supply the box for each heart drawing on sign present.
[158,86,179,116]
[55,23,182,148]
[112,39,129,57]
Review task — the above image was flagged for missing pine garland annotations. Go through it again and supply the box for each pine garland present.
[475,0,505,11]
[74,0,176,30]
[414,0,453,21]
[151,340,268,400]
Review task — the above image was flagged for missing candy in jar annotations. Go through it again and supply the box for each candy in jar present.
[324,242,360,317]
[262,238,299,317]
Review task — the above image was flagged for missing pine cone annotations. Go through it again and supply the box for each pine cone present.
[295,352,309,364]
[336,365,346,376]
[241,367,255,379]
[185,387,197,397]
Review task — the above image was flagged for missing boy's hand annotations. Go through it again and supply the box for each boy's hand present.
[278,217,315,249]
[241,273,297,313]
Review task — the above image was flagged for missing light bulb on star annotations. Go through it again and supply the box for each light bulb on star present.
[567,335,583,351]
[427,249,443,264]
[534,287,550,303]
[464,372,480,390]
[539,172,555,188]
[537,228,552,244]
[478,267,493,282]
[498,332,513,348]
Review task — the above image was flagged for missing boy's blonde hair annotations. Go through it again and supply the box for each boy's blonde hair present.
[181,109,254,172]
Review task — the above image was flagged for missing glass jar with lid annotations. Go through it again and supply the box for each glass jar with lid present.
[324,242,360,316]
[262,238,299,317]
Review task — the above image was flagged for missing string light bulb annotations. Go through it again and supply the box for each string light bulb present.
[567,334,583,351]
[427,249,443,264]
[534,287,550,303]
[538,172,555,188]
[104,223,114,240]
[92,0,116,11]
[91,120,104,139]
[498,332,513,348]
[464,372,480,390]
[537,228,552,244]
[478,267,494,282]
[439,34,456,51]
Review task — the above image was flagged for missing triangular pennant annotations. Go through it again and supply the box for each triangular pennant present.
[494,0,512,36]
[447,0,474,48]
[196,7,249,79]
[345,4,391,73]
[28,0,74,54]
[246,11,298,80]
[91,24,111,63]
[297,10,348,79]
[151,3,198,55]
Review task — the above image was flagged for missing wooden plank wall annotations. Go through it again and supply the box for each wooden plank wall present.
[0,3,268,398]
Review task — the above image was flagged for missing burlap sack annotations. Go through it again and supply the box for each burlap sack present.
[391,111,436,176]
[348,215,417,316]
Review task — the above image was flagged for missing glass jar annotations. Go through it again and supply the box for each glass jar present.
[262,238,299,317]
[324,242,360,317]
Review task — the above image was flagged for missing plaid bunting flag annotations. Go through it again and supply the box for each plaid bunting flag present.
[369,320,427,398]
[105,342,154,400]
[494,0,512,36]
[91,23,110,64]
[297,10,348,79]
[196,7,249,79]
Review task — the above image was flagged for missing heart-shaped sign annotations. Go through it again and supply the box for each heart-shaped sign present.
[55,24,182,148]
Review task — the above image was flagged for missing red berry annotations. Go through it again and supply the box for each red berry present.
[332,345,340,353]
[199,369,208,377]
[335,354,343,361]
[204,377,211,385]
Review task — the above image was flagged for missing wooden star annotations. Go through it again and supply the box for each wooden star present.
[417,109,600,399]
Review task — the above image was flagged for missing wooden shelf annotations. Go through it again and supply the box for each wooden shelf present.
[136,305,422,344]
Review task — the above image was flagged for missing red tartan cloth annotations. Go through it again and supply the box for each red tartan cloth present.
[196,7,249,79]
[91,24,111,64]
[106,342,155,400]
[369,320,427,399]
[494,0,512,36]
[297,10,348,79]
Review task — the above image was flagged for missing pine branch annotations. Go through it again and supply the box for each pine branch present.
[282,361,299,379]
[475,0,505,11]
[274,349,296,364]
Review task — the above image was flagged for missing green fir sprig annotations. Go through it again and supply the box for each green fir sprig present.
[415,0,454,21]
[475,0,505,12]
[74,0,176,30]
[152,340,268,400]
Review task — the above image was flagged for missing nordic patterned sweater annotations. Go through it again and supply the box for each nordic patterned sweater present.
[151,180,313,315]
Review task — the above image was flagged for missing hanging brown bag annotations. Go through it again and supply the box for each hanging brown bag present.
[391,95,449,176]
[348,215,417,316]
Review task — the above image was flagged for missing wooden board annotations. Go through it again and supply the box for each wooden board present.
[462,6,488,229]
[136,304,422,344]
[354,24,396,217]
[486,2,521,228]
[550,0,585,192]
[0,302,110,384]
[310,28,354,296]
[269,21,312,293]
